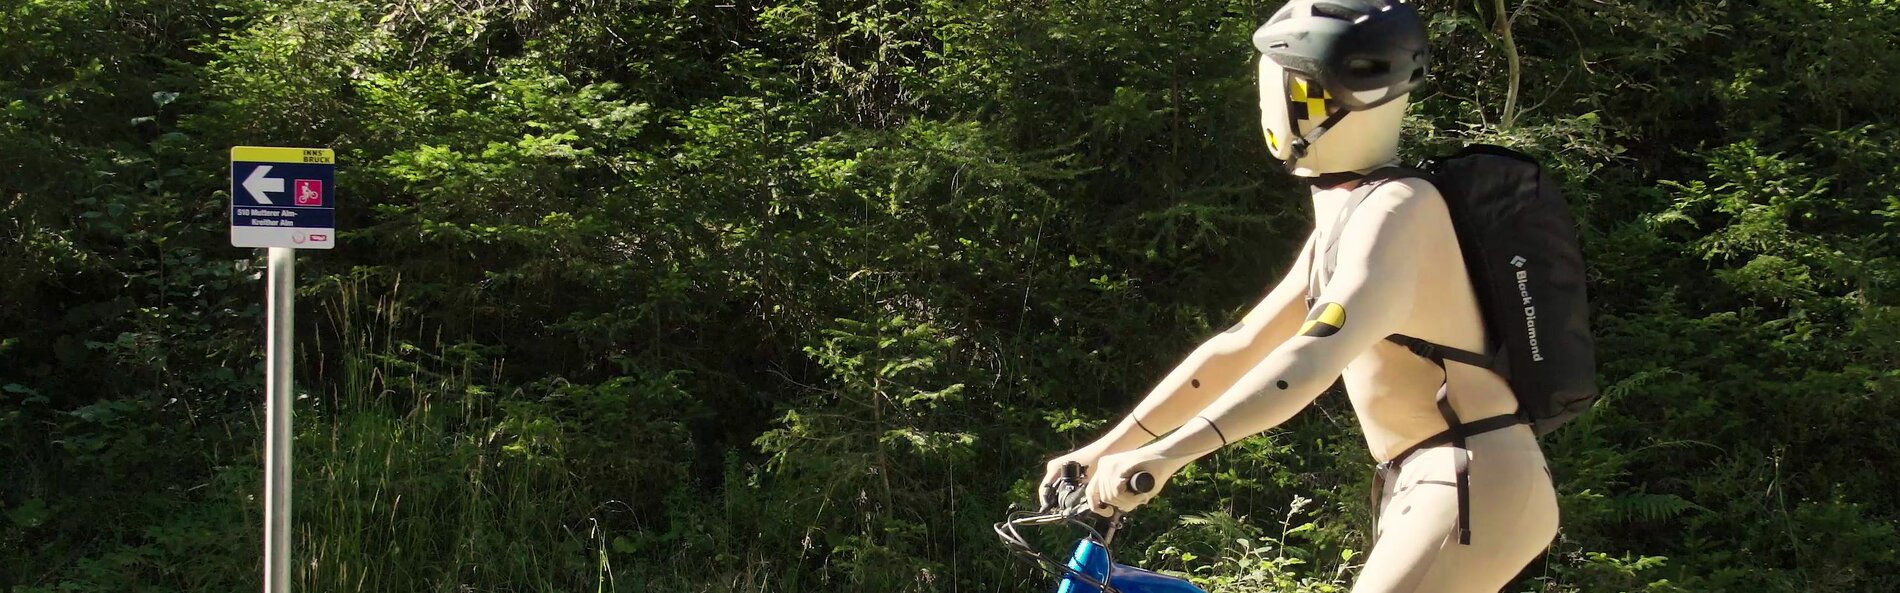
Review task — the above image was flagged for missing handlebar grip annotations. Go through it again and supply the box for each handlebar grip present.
[1126,471,1156,495]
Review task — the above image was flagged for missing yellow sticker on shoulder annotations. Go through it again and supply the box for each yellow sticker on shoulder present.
[1299,302,1346,337]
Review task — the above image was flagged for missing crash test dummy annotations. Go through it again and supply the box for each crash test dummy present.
[1038,2,1560,591]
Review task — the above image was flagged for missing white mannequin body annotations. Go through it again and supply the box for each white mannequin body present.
[1044,55,1559,593]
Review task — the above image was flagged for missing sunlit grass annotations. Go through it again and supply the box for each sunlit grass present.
[297,276,605,593]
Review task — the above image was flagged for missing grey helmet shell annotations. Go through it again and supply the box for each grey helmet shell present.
[1253,0,1429,111]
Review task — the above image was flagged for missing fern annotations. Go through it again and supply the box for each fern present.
[1609,492,1709,524]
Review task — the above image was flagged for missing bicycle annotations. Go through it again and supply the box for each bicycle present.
[993,463,1205,593]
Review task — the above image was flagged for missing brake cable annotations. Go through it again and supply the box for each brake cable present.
[993,508,1128,593]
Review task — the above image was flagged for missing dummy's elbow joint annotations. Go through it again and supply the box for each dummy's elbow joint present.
[1195,416,1229,447]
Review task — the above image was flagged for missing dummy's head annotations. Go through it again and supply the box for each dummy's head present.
[1253,0,1429,176]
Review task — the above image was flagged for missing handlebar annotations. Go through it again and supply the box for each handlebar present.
[996,463,1156,593]
[1039,464,1157,518]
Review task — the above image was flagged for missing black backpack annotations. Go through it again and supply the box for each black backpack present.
[1315,145,1597,435]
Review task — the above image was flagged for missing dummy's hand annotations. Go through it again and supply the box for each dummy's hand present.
[1084,447,1192,516]
[1039,441,1116,495]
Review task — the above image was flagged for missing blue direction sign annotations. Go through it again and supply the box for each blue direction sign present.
[230,147,335,249]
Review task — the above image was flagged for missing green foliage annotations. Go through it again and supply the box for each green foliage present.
[3,0,1897,592]
[1148,501,1355,593]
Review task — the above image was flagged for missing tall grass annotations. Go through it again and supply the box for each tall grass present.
[298,275,609,593]
[278,272,858,593]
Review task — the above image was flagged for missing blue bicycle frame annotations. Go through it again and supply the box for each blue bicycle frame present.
[1056,538,1205,593]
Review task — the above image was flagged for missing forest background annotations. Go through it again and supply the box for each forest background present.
[4,0,1898,592]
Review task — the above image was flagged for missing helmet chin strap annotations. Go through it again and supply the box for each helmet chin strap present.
[1290,109,1351,155]
[1280,108,1352,175]
[1286,108,1352,162]
[1281,71,1354,172]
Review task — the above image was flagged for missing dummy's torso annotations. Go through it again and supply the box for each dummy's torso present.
[1308,178,1524,463]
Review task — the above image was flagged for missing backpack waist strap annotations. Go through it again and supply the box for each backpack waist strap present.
[1371,384,1526,546]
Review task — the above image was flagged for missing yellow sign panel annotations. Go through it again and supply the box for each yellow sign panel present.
[231,146,334,164]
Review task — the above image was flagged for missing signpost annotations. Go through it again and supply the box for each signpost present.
[230,147,335,250]
[231,146,334,593]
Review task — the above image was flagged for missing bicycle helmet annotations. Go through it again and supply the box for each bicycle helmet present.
[1253,0,1428,157]
[1255,0,1428,110]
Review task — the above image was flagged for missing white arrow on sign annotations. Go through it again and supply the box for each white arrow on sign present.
[243,165,285,204]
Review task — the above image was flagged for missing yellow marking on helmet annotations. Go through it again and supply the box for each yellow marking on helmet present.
[1266,129,1280,151]
[1290,77,1331,121]
[1299,302,1346,338]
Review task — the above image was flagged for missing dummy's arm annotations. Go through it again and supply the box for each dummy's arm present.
[1087,232,1318,454]
[1148,181,1429,460]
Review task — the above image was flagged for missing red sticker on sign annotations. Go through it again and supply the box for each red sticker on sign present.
[294,180,323,206]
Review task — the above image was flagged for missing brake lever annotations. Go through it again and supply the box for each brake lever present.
[1055,470,1155,517]
[1037,461,1088,514]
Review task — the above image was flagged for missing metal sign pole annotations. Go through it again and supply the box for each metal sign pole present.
[264,246,295,593]
[230,145,331,593]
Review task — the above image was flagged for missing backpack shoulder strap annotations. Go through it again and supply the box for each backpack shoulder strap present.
[1310,166,1496,371]
[1308,180,1384,304]
[1319,167,1430,279]
[1385,333,1492,369]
